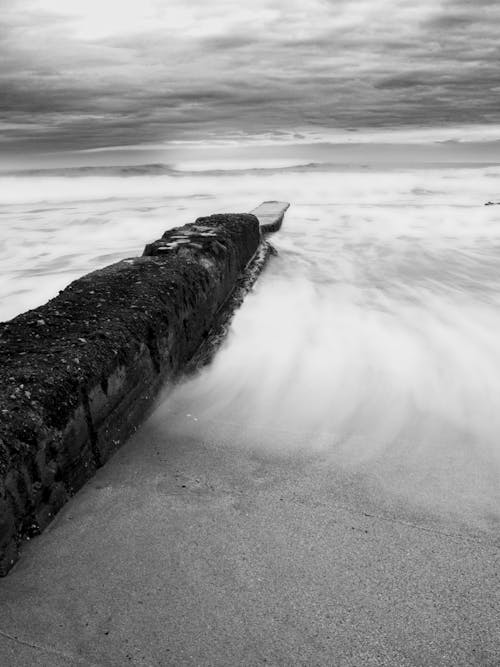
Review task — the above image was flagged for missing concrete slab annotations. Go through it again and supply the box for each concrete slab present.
[0,399,498,666]
[250,202,290,233]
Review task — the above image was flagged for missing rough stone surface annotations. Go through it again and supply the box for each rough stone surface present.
[0,212,260,575]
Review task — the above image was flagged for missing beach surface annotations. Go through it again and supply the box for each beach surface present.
[0,406,498,666]
[1,164,499,664]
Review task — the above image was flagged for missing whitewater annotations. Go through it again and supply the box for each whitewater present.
[1,162,500,527]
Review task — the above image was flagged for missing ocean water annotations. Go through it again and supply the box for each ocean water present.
[2,163,500,524]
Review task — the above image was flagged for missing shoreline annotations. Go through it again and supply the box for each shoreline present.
[0,204,289,575]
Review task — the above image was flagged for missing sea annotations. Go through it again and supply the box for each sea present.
[1,161,500,526]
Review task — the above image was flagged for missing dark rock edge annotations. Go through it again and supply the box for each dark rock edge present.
[0,212,264,575]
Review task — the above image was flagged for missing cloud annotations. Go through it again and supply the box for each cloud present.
[1,0,500,154]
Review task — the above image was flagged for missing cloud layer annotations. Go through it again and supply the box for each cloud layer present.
[1,0,500,153]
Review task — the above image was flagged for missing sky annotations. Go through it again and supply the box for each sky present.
[1,0,500,167]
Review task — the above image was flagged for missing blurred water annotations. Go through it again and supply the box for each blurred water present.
[2,164,500,522]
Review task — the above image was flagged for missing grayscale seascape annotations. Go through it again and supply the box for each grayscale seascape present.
[1,0,500,662]
[1,163,500,525]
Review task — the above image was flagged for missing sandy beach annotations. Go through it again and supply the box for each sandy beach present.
[1,164,500,663]
[0,401,498,665]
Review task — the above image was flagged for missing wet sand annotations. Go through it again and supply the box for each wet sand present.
[1,166,500,664]
[0,406,498,666]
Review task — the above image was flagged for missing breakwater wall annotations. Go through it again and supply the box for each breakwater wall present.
[0,202,289,575]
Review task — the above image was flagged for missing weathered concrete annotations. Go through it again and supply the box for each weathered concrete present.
[251,201,290,233]
[0,205,289,576]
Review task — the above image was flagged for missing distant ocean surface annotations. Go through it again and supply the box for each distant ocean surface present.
[2,162,500,524]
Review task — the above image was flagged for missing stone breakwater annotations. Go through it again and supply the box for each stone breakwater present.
[0,208,286,575]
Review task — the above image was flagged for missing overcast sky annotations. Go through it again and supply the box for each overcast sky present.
[1,0,500,161]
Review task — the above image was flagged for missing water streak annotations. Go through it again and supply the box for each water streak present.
[2,165,500,523]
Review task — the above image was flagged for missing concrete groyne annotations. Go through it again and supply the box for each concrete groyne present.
[0,202,289,575]
[251,201,289,233]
